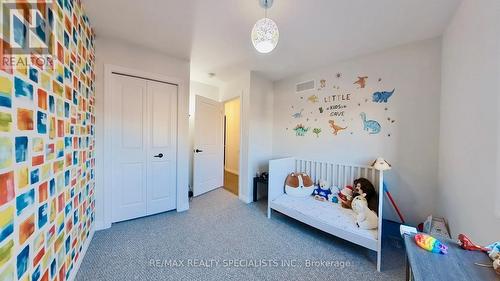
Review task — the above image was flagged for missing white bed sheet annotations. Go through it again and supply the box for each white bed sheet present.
[272,194,378,241]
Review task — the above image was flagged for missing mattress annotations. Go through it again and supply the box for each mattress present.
[271,194,378,241]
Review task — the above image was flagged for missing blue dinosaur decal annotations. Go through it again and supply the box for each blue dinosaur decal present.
[360,113,381,134]
[291,109,304,118]
[372,89,395,103]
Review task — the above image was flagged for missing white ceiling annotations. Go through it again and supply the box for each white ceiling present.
[83,0,461,85]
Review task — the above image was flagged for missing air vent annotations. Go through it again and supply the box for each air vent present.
[296,80,315,92]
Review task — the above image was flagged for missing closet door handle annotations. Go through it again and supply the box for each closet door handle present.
[154,153,164,158]
[194,149,203,153]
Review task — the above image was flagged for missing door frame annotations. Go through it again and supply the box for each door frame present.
[100,64,187,230]
[221,96,243,198]
[223,96,241,176]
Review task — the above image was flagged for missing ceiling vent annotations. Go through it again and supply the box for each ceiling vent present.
[296,80,315,93]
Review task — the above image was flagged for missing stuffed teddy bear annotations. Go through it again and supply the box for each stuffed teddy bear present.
[312,180,332,201]
[338,185,354,208]
[351,194,378,230]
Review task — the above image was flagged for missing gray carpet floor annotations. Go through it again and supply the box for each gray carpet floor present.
[76,188,405,281]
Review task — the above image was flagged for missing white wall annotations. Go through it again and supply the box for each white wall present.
[189,81,220,188]
[95,38,191,229]
[248,72,274,201]
[220,72,250,202]
[220,72,250,102]
[224,98,240,175]
[438,0,500,244]
[272,39,442,224]
[219,72,273,203]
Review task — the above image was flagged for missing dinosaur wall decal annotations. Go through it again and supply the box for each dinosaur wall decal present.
[360,113,381,134]
[354,76,368,89]
[328,120,347,135]
[372,89,395,103]
[293,124,310,136]
[308,95,319,103]
[291,109,304,118]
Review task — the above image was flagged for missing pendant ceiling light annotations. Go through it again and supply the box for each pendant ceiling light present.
[251,0,279,54]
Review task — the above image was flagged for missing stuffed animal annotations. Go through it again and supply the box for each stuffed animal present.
[488,243,500,275]
[351,194,378,230]
[487,242,500,256]
[493,259,500,275]
[338,185,354,208]
[353,178,379,214]
[488,247,500,275]
[312,179,332,201]
[328,185,341,203]
[285,173,315,197]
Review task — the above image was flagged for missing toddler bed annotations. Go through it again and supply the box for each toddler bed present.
[268,157,384,271]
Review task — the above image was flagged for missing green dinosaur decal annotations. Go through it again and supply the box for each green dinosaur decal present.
[293,124,310,136]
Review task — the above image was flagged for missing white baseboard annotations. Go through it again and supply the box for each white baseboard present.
[68,227,95,281]
[95,219,112,231]
[239,194,252,204]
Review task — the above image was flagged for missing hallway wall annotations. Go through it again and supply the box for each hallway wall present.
[224,98,240,175]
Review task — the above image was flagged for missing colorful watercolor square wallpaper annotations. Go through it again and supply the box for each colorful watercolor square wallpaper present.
[0,1,95,280]
[0,77,12,108]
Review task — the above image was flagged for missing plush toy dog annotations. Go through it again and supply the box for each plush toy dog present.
[338,186,354,208]
[312,180,332,201]
[351,194,378,230]
[285,173,315,197]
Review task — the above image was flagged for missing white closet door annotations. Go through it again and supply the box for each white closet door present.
[111,75,148,222]
[146,81,177,215]
[111,74,178,223]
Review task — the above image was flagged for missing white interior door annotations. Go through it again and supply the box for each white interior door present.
[193,95,224,196]
[110,74,177,223]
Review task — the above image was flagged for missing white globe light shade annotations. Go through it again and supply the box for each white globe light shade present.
[251,18,279,54]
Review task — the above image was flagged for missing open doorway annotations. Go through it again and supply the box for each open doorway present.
[223,98,240,196]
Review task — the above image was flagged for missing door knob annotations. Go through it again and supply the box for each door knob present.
[154,153,164,158]
[194,149,203,153]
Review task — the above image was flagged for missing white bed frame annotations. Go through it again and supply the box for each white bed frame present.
[268,157,384,271]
